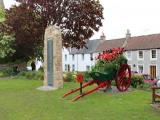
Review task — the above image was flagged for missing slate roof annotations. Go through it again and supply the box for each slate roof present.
[70,33,160,54]
[96,38,125,52]
[125,33,160,50]
[70,39,101,54]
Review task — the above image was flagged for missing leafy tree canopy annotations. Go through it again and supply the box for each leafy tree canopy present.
[1,0,103,62]
[16,0,104,48]
[0,33,15,59]
[0,8,5,22]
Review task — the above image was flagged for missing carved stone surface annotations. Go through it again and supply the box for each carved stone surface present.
[0,0,4,8]
[43,25,63,89]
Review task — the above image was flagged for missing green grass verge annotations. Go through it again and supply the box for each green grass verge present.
[0,79,159,120]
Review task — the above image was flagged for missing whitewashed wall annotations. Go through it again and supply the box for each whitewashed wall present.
[125,49,160,78]
[62,48,98,72]
[62,48,160,78]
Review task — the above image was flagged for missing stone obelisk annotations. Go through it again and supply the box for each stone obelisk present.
[38,25,63,91]
[0,0,4,9]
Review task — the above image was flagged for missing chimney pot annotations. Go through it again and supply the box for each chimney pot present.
[100,32,106,40]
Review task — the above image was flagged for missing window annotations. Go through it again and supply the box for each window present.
[86,66,90,71]
[138,65,143,74]
[126,51,132,60]
[138,51,143,59]
[82,54,84,61]
[65,64,68,71]
[72,54,75,61]
[72,64,75,71]
[90,53,93,61]
[65,54,67,61]
[151,49,157,59]
[67,64,70,71]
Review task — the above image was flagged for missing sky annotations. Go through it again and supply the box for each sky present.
[3,0,160,39]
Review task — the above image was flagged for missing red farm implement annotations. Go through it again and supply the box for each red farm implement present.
[63,48,131,101]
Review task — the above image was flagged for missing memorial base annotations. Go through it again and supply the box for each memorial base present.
[37,86,58,91]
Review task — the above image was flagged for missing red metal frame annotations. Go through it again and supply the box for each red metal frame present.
[76,74,84,83]
[63,80,110,101]
[116,64,131,92]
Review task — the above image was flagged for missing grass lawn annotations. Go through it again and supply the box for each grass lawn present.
[0,78,159,120]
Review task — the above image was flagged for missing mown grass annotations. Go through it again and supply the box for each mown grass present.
[0,78,159,120]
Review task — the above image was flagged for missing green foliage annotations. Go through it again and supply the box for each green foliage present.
[38,66,44,72]
[63,71,93,83]
[15,0,103,48]
[63,72,76,82]
[0,69,12,77]
[0,67,20,77]
[0,33,15,59]
[84,71,92,82]
[17,71,43,80]
[131,74,144,88]
[140,83,152,90]
[0,8,5,22]
[91,55,127,80]
[91,55,127,73]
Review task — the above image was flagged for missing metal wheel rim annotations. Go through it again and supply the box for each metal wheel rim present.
[116,64,131,92]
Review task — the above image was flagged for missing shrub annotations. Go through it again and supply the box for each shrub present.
[38,66,44,72]
[0,68,15,77]
[131,74,144,88]
[90,55,127,81]
[17,71,43,80]
[83,72,92,82]
[141,83,152,90]
[63,72,76,82]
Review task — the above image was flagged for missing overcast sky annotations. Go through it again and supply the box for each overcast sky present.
[3,0,160,39]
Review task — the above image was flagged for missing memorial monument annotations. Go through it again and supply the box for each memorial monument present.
[38,25,63,90]
[0,0,4,8]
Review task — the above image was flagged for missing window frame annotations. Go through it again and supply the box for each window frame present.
[65,54,67,61]
[72,64,75,71]
[82,53,85,61]
[138,50,144,60]
[150,49,157,60]
[137,64,144,74]
[72,54,75,61]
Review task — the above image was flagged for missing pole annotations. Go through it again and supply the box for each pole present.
[80,82,83,95]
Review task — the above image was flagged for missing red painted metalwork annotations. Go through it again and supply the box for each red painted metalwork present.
[63,80,96,98]
[116,64,131,92]
[76,74,84,83]
[72,81,108,102]
[63,48,131,101]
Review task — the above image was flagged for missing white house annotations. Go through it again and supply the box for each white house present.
[62,31,160,79]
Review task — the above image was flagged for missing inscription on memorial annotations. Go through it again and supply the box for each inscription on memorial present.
[47,39,53,86]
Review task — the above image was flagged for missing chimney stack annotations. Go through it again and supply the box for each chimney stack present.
[122,29,131,48]
[126,29,131,40]
[100,32,106,40]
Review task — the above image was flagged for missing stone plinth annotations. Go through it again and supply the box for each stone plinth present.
[42,25,63,89]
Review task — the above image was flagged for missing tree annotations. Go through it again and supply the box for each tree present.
[0,33,15,59]
[0,9,15,62]
[1,4,44,62]
[16,0,104,48]
[0,8,5,22]
[2,0,103,62]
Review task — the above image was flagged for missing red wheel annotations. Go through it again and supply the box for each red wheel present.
[116,64,131,92]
